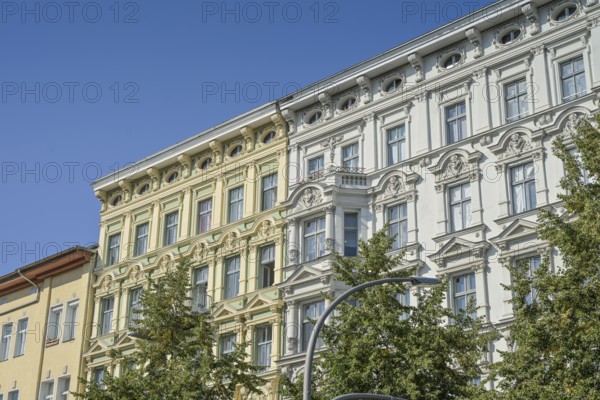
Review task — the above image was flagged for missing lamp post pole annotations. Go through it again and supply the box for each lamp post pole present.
[302,276,441,400]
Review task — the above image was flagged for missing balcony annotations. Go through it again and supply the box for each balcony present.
[299,166,368,188]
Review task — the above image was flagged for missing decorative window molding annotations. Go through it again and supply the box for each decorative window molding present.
[335,90,359,115]
[549,2,581,25]
[379,70,405,95]
[302,106,325,128]
[493,24,525,48]
[437,47,466,72]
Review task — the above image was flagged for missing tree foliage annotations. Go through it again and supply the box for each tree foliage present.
[75,255,264,400]
[487,114,600,399]
[283,228,497,400]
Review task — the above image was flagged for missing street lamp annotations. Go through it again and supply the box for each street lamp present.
[302,276,441,400]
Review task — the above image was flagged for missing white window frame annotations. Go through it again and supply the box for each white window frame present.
[197,197,213,234]
[303,216,326,262]
[342,142,359,169]
[559,55,587,102]
[515,255,542,304]
[387,203,408,250]
[99,297,114,336]
[220,332,237,356]
[445,101,468,144]
[192,266,209,312]
[128,288,143,328]
[57,376,71,400]
[449,182,472,232]
[92,368,105,390]
[452,271,477,319]
[46,306,63,342]
[258,244,275,289]
[228,186,244,223]
[255,325,273,371]
[1,323,13,361]
[302,300,325,351]
[343,212,359,256]
[106,233,121,266]
[510,162,537,214]
[163,210,179,246]
[134,222,149,257]
[7,391,19,400]
[261,173,278,211]
[224,255,241,299]
[504,77,529,122]
[39,380,54,400]
[13,318,27,357]
[386,125,406,166]
[63,301,79,342]
[307,154,325,178]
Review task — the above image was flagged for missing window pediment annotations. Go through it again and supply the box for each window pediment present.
[490,218,541,253]
[428,237,489,270]
[428,150,482,191]
[373,171,419,205]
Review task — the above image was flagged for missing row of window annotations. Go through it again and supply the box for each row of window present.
[304,56,586,176]
[106,173,278,266]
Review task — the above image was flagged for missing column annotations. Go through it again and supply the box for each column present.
[530,45,552,112]
[287,218,298,267]
[324,206,335,253]
[285,300,298,355]
[121,213,132,260]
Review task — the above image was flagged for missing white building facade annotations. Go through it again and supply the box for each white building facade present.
[277,0,600,388]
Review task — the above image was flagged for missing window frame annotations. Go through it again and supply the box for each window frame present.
[57,376,71,400]
[7,391,18,400]
[220,332,237,356]
[261,173,278,211]
[386,125,407,166]
[515,255,542,304]
[228,186,244,223]
[128,287,143,328]
[258,244,276,289]
[46,306,63,343]
[510,162,537,214]
[445,101,468,144]
[302,300,325,351]
[303,216,326,262]
[343,212,359,256]
[99,296,114,336]
[1,322,13,361]
[387,203,408,250]
[504,77,529,122]
[307,155,325,177]
[197,197,213,234]
[559,55,587,102]
[134,222,149,257]
[224,255,241,299]
[452,271,477,319]
[254,324,273,371]
[13,318,27,357]
[192,266,209,312]
[163,210,179,246]
[63,301,79,342]
[342,142,359,169]
[39,379,54,400]
[448,182,472,232]
[106,233,121,266]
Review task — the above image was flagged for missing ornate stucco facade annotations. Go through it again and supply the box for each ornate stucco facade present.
[0,247,96,400]
[87,104,289,399]
[276,0,600,389]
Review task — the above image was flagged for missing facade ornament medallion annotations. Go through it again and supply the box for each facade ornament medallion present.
[298,187,322,210]
[384,176,405,198]
[443,155,465,179]
[505,133,529,157]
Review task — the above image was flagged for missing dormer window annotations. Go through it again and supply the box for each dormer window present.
[554,5,577,22]
[138,183,149,195]
[500,29,521,45]
[442,53,462,69]
[230,145,243,157]
[167,171,178,183]
[263,130,276,144]
[111,195,122,206]
[200,158,212,170]
[384,78,402,93]
[307,111,322,125]
[339,97,356,111]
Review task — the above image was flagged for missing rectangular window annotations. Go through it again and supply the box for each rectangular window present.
[57,377,70,400]
[304,216,326,262]
[134,222,149,257]
[228,187,244,223]
[342,143,359,168]
[255,325,272,371]
[449,183,472,232]
[224,256,240,299]
[261,174,278,211]
[1,323,13,361]
[99,297,114,336]
[560,56,586,101]
[344,213,358,256]
[39,380,54,400]
[568,148,593,184]
[511,162,536,214]
[128,288,143,328]
[308,155,324,175]
[519,255,541,304]
[259,244,275,289]
[197,198,213,234]
[396,291,410,320]
[505,78,529,122]
[92,368,105,390]
[387,125,406,165]
[446,101,467,144]
[387,204,408,250]
[163,211,179,246]
[302,301,325,351]
[192,266,209,312]
[220,333,237,356]
[107,233,121,266]
[7,391,18,400]
[13,318,27,357]
[453,272,477,319]
[63,302,78,342]
[46,307,62,342]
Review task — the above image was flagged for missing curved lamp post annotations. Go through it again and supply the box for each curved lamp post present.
[302,276,441,400]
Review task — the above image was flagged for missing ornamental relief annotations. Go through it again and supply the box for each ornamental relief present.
[294,187,323,211]
[384,175,405,198]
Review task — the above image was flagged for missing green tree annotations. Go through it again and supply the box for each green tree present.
[487,114,600,399]
[283,228,497,400]
[75,255,264,400]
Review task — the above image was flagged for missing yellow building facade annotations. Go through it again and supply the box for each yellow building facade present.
[0,247,96,400]
[87,105,288,398]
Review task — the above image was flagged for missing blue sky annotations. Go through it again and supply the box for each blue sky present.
[0,0,497,274]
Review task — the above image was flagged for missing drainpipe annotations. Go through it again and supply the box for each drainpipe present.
[0,269,41,316]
